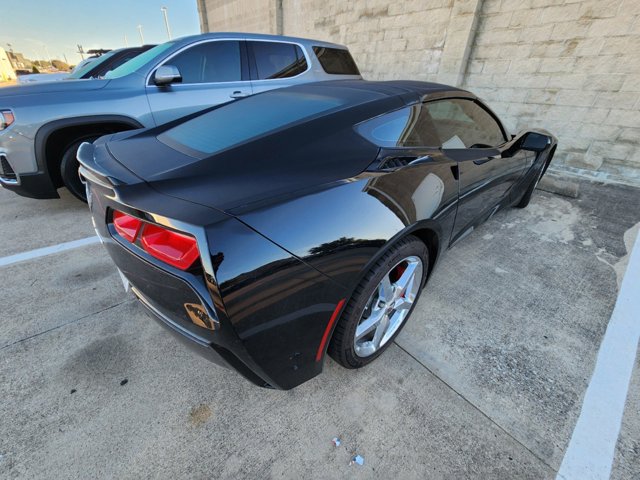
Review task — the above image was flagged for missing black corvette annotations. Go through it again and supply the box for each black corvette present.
[78,80,556,389]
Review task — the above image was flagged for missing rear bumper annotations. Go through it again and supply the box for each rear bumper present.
[101,227,276,388]
[132,285,228,369]
[79,140,347,390]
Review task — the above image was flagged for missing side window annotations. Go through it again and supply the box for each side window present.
[249,41,307,79]
[100,53,138,77]
[312,46,360,75]
[355,105,440,147]
[166,41,241,84]
[424,99,506,148]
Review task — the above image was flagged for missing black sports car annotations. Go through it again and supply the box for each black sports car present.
[78,80,556,390]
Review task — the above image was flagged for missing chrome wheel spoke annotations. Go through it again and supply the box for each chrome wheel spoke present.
[372,313,390,349]
[378,275,394,303]
[355,307,385,341]
[395,262,419,300]
[393,296,413,311]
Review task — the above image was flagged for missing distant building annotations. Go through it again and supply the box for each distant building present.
[7,51,32,70]
[0,48,17,82]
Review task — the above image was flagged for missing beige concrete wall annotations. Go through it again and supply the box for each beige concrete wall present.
[199,0,640,185]
[201,0,277,34]
[464,0,640,184]
[281,0,454,81]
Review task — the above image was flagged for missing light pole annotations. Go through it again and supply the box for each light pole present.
[160,7,172,40]
[124,34,129,47]
[43,45,52,68]
[137,24,145,45]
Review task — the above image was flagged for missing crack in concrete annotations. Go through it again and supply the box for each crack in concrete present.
[0,300,132,352]
[393,341,558,475]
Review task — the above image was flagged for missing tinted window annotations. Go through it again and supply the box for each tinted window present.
[102,52,140,75]
[68,51,116,79]
[105,42,174,79]
[355,105,440,147]
[425,99,505,148]
[356,99,505,148]
[165,41,241,84]
[250,41,307,79]
[158,91,347,157]
[313,47,360,75]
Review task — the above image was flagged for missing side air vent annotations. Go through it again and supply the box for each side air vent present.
[379,156,417,170]
[0,154,17,182]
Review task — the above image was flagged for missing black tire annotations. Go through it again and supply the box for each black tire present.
[515,146,556,209]
[515,161,546,209]
[328,235,429,369]
[60,136,98,202]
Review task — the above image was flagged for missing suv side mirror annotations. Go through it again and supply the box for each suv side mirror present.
[154,65,182,86]
[521,132,550,153]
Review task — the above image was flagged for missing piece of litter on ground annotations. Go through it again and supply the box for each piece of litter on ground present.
[350,455,364,466]
[332,437,341,447]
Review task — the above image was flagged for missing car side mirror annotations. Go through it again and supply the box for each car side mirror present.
[521,132,550,153]
[154,65,182,86]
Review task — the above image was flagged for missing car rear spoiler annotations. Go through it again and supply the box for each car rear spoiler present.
[77,141,141,189]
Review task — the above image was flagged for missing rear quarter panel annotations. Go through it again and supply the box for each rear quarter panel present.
[231,156,459,295]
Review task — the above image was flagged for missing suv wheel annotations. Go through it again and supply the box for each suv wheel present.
[60,136,98,202]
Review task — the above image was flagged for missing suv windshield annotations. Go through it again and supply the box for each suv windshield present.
[105,42,174,79]
[158,91,347,158]
[67,51,117,79]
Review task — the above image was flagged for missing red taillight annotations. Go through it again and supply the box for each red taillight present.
[140,224,200,270]
[112,209,200,271]
[113,210,142,242]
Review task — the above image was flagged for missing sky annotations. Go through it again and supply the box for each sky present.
[0,0,201,65]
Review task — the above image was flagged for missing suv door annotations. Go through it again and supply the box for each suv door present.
[425,98,528,242]
[247,41,309,95]
[146,40,252,125]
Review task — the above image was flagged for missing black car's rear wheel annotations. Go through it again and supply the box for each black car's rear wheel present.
[329,235,428,368]
[60,136,98,202]
[516,148,555,209]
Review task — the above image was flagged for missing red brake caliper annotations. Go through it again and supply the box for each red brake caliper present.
[392,262,407,298]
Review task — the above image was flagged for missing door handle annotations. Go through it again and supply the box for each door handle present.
[473,154,501,165]
[230,91,249,99]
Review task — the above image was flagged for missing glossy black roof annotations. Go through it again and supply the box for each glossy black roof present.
[263,79,467,104]
[104,79,472,212]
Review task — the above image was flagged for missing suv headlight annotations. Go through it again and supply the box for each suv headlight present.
[0,110,15,130]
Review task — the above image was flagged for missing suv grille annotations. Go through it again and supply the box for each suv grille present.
[0,155,17,182]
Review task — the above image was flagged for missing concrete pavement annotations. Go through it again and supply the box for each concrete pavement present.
[0,181,638,479]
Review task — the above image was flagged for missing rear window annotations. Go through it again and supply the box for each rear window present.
[249,41,308,79]
[312,47,360,75]
[158,91,347,158]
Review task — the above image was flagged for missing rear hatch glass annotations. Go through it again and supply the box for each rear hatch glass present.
[157,90,348,158]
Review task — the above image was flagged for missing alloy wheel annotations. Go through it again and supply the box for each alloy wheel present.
[353,256,423,357]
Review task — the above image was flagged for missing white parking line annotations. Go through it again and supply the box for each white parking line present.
[0,236,101,267]
[557,231,640,480]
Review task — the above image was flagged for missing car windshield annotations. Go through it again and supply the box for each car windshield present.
[158,91,347,158]
[104,42,174,79]
[67,51,117,79]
